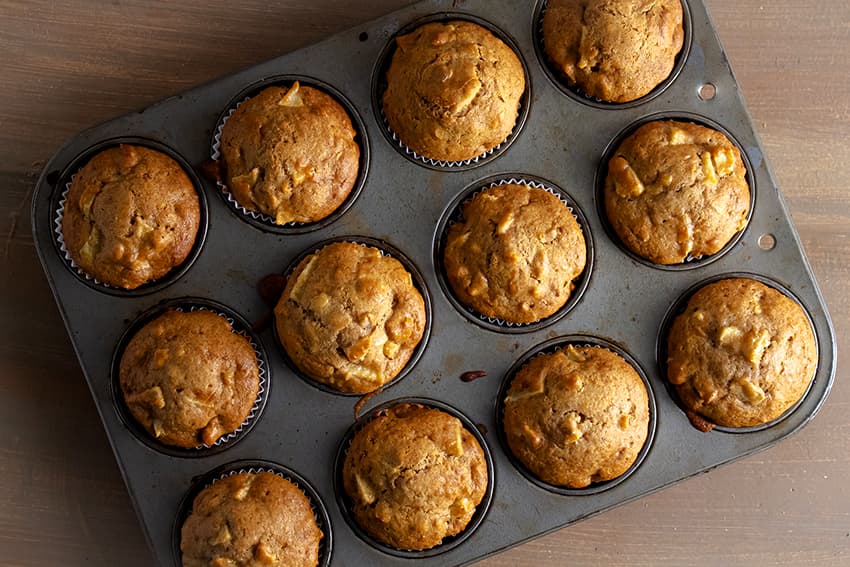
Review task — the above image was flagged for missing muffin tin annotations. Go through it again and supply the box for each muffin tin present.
[31,1,836,566]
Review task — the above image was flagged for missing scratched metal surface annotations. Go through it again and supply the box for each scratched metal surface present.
[30,1,836,565]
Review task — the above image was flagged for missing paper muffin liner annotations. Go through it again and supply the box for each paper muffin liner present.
[372,12,531,171]
[333,397,494,558]
[594,111,756,271]
[111,299,269,457]
[172,460,332,567]
[495,335,657,496]
[656,272,819,434]
[434,175,594,333]
[210,76,369,234]
[274,236,432,397]
[51,139,208,296]
[533,0,693,109]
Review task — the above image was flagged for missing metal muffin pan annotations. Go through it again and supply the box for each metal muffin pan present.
[31,0,836,566]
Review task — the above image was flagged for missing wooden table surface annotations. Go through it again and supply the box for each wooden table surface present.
[1,1,847,565]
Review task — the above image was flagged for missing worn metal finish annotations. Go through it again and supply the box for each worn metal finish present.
[30,0,836,566]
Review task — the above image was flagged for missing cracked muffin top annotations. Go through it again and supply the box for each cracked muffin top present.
[444,184,586,324]
[667,278,818,428]
[604,120,750,264]
[342,403,488,550]
[181,471,323,567]
[220,81,360,225]
[274,242,426,394]
[61,144,200,289]
[382,20,525,163]
[503,345,650,489]
[542,0,684,103]
[119,309,260,448]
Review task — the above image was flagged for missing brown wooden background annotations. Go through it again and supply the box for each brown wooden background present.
[1,1,848,565]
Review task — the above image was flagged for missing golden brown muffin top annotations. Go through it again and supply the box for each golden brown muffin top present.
[503,345,650,488]
[444,184,586,324]
[542,0,684,102]
[220,82,360,225]
[181,472,323,567]
[382,20,525,163]
[275,242,426,394]
[604,120,750,264]
[61,144,200,289]
[667,278,818,428]
[342,403,488,550]
[119,310,260,448]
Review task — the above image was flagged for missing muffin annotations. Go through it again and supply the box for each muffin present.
[119,309,260,448]
[181,471,323,567]
[342,403,488,550]
[542,0,684,103]
[667,278,818,428]
[219,81,360,225]
[61,144,200,289]
[444,184,586,324]
[382,20,525,163]
[604,120,750,264]
[503,345,650,488]
[275,242,426,394]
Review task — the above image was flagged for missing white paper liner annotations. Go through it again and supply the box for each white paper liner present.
[379,105,520,169]
[54,177,113,288]
[444,177,586,328]
[159,304,268,450]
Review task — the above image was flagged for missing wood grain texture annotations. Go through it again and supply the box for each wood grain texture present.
[0,1,847,566]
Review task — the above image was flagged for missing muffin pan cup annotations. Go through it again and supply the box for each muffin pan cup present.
[272,235,433,397]
[52,136,210,296]
[31,1,836,566]
[371,12,532,171]
[109,298,270,458]
[333,397,495,559]
[171,459,333,567]
[433,174,594,333]
[656,272,821,434]
[594,110,757,271]
[495,335,657,496]
[211,74,371,234]
[533,0,694,109]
